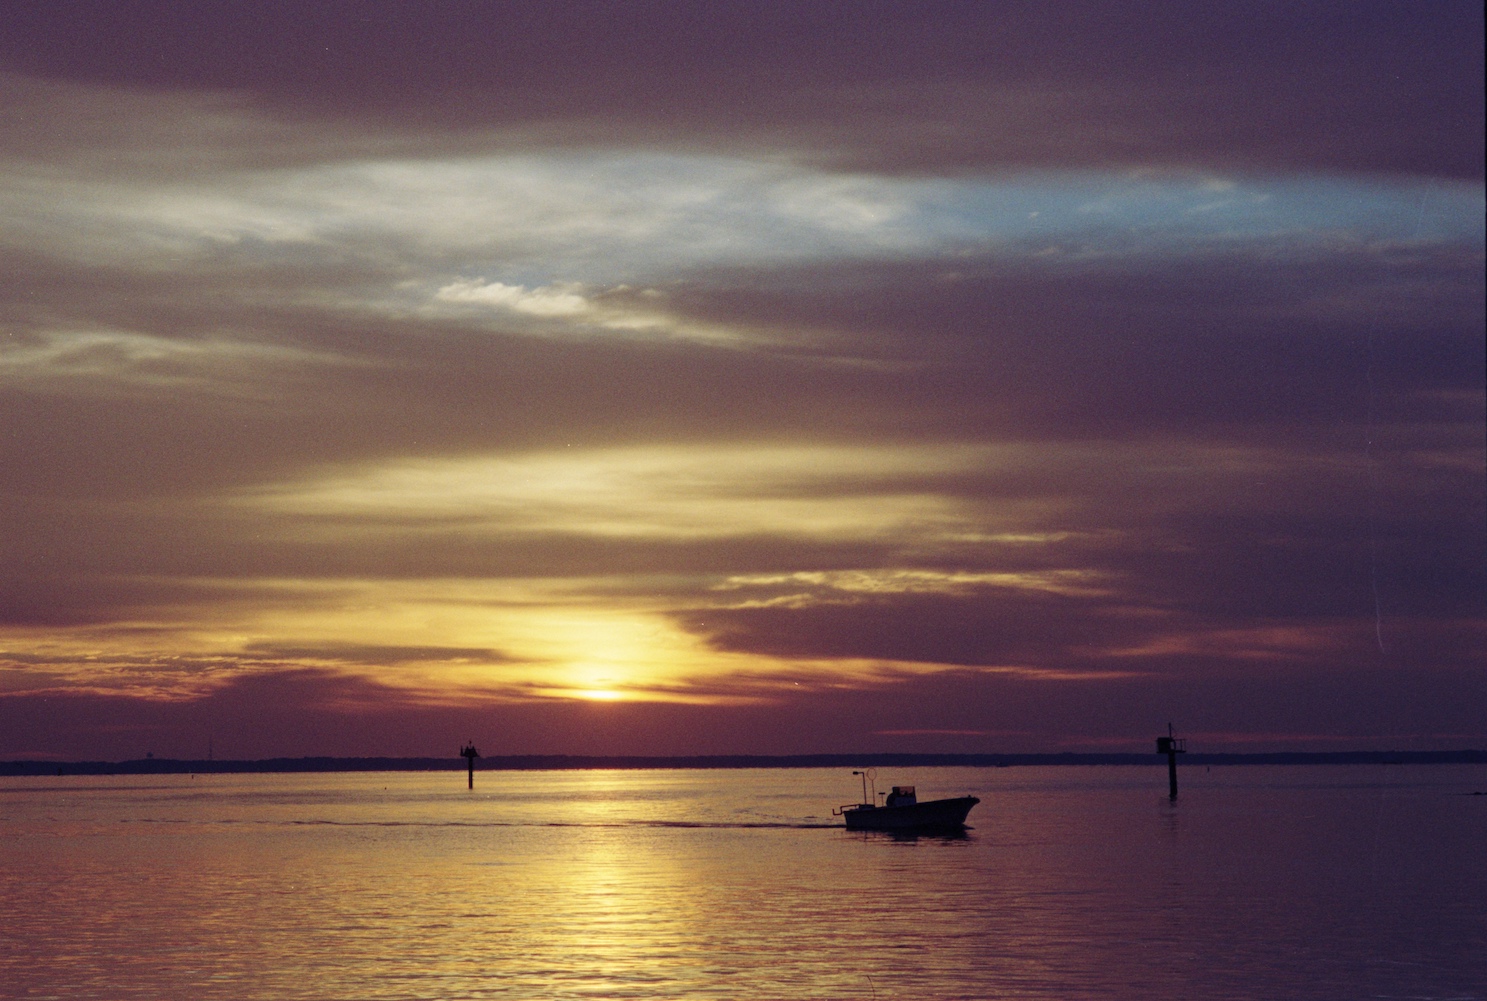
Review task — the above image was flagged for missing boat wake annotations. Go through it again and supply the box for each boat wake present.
[122,817,841,829]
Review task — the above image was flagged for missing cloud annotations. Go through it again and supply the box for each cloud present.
[240,642,514,666]
[2,3,1480,179]
[435,280,591,317]
[230,443,1003,545]
[5,74,1479,298]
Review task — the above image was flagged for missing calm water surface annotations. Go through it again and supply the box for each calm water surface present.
[1,765,1482,999]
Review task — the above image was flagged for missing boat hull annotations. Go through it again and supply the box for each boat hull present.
[841,795,979,831]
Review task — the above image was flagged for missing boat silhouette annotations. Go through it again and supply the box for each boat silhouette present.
[833,772,979,831]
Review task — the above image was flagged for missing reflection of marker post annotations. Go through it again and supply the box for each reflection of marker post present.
[460,742,479,789]
[1155,723,1186,800]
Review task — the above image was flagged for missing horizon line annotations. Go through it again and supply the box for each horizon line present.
[4,749,1484,775]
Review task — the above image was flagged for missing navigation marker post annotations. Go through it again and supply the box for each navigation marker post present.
[1155,723,1186,800]
[460,742,479,789]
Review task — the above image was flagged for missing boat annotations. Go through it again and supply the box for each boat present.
[833,773,979,832]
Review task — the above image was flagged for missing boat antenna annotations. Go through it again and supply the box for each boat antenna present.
[851,768,877,805]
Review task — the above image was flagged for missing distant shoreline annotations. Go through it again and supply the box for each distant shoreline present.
[2,749,1484,776]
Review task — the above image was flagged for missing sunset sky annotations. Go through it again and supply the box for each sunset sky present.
[1,1,1482,759]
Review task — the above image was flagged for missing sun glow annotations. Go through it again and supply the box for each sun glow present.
[574,689,626,701]
[0,575,804,705]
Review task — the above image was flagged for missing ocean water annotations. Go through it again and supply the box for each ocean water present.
[0,765,1482,1000]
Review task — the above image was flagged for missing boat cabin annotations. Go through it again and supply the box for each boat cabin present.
[885,786,916,807]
